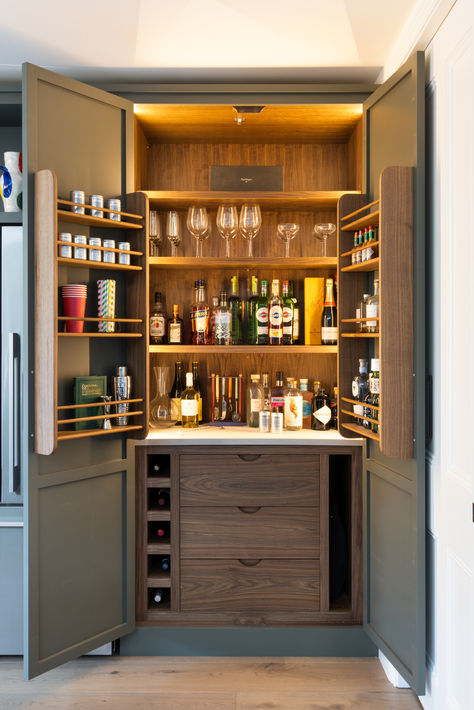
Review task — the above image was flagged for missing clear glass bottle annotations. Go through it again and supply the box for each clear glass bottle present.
[247,374,264,428]
[262,371,271,411]
[256,279,269,345]
[356,293,370,332]
[352,358,369,425]
[214,290,232,345]
[210,295,219,344]
[366,279,379,333]
[284,379,303,430]
[150,291,166,344]
[167,304,183,344]
[229,275,243,345]
[246,275,259,344]
[149,365,171,427]
[268,279,283,345]
[289,280,299,344]
[282,280,294,345]
[270,370,285,414]
[299,378,313,429]
[180,372,199,428]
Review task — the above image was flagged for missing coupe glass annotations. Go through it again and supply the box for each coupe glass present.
[149,210,162,256]
[166,210,181,257]
[216,204,239,258]
[187,206,209,257]
[239,204,262,257]
[277,223,299,257]
[313,222,336,257]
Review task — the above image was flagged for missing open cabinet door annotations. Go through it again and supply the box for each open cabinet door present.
[23,64,136,678]
[362,52,426,694]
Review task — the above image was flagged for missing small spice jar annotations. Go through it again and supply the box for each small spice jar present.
[107,198,121,221]
[73,234,87,260]
[103,239,116,263]
[89,194,104,218]
[118,241,130,265]
[58,232,72,258]
[70,190,85,214]
[88,237,102,262]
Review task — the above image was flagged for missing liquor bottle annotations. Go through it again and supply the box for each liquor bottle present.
[331,386,338,429]
[190,280,198,340]
[270,371,285,414]
[268,279,283,345]
[192,360,203,422]
[210,296,219,345]
[369,358,380,433]
[192,279,210,345]
[160,557,170,572]
[167,304,183,344]
[246,275,259,344]
[282,280,294,345]
[180,372,199,429]
[311,384,332,431]
[262,372,271,411]
[169,360,184,424]
[299,378,313,429]
[321,278,337,345]
[150,291,166,344]
[247,374,264,428]
[214,291,231,345]
[289,280,299,344]
[363,390,373,429]
[229,275,243,344]
[366,279,379,333]
[352,358,369,425]
[256,279,269,345]
[284,379,303,430]
[356,293,370,332]
[156,488,170,508]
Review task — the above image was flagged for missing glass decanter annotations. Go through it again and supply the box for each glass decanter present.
[149,366,171,427]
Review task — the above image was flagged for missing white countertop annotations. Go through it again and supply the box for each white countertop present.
[138,425,363,447]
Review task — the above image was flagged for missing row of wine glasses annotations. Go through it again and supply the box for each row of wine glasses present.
[149,208,336,257]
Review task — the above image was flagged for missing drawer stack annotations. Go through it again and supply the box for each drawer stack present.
[180,453,320,613]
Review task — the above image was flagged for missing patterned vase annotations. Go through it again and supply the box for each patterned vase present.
[0,151,23,212]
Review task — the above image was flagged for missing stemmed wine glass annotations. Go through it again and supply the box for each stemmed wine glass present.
[187,206,209,257]
[166,210,181,257]
[239,204,262,257]
[277,223,299,257]
[216,205,239,258]
[149,210,162,256]
[313,222,336,257]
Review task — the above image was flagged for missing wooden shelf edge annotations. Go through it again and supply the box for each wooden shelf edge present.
[341,333,379,338]
[57,424,142,441]
[341,258,380,273]
[340,199,379,222]
[146,477,171,487]
[342,421,380,442]
[149,256,338,269]
[57,209,142,229]
[341,210,380,231]
[57,257,142,271]
[58,332,143,338]
[149,344,337,354]
[146,576,171,588]
[144,189,361,208]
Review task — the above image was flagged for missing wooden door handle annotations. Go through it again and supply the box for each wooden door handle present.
[238,506,262,514]
[237,453,261,461]
[238,559,262,567]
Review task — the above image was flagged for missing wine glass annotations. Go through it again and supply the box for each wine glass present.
[239,204,262,257]
[187,206,209,257]
[166,210,181,257]
[277,223,299,257]
[149,210,162,256]
[313,222,336,257]
[216,204,238,258]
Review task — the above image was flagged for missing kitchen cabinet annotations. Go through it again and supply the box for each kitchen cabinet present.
[4,52,424,693]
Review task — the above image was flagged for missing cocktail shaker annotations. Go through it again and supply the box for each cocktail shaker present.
[113,365,131,426]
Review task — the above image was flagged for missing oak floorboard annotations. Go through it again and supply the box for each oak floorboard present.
[237,691,421,710]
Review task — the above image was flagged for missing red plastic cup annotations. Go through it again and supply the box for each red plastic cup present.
[62,295,87,332]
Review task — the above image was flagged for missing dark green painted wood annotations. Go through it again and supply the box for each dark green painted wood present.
[362,52,425,695]
[22,63,136,679]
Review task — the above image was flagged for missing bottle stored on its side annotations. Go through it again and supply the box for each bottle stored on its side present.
[282,280,294,345]
[156,488,170,508]
[321,278,337,345]
[256,279,269,345]
[352,358,369,425]
[214,291,231,345]
[270,371,285,414]
[169,360,184,424]
[153,589,165,604]
[268,279,283,345]
[246,275,259,344]
[311,384,332,431]
[154,522,170,539]
[366,279,379,333]
[284,379,303,430]
[192,279,210,344]
[192,360,203,422]
[167,304,183,344]
[247,374,264,428]
[180,372,199,428]
[229,275,243,345]
[160,557,170,572]
[289,280,299,344]
[150,291,166,344]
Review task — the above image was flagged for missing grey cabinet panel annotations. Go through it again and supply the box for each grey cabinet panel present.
[0,523,23,654]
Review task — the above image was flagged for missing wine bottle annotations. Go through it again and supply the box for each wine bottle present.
[180,372,199,429]
[229,275,243,345]
[262,372,271,411]
[153,589,165,604]
[155,522,169,538]
[210,295,219,344]
[167,304,183,344]
[256,279,269,345]
[160,557,170,572]
[246,275,259,344]
[156,488,170,508]
[321,278,337,345]
[268,279,283,345]
[192,360,203,422]
[289,280,299,344]
[282,280,294,345]
[169,361,184,424]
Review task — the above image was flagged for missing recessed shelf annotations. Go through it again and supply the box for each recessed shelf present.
[58,332,142,338]
[149,344,337,354]
[149,256,338,269]
[341,258,380,273]
[340,240,379,258]
[341,210,380,231]
[145,189,360,210]
[342,421,380,442]
[57,209,143,230]
[57,424,143,442]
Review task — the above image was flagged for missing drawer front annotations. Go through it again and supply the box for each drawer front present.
[181,506,319,558]
[181,558,320,612]
[180,453,319,506]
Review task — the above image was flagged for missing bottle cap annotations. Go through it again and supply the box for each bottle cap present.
[173,303,179,311]
[185,372,193,387]
[313,380,320,391]
[116,366,127,376]
[276,370,283,382]
[250,373,260,381]
[371,358,380,371]
[300,378,308,383]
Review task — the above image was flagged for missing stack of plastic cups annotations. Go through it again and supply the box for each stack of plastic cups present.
[61,284,87,332]
[97,279,116,332]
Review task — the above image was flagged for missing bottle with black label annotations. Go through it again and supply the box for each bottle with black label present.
[192,360,203,422]
[270,371,285,414]
[150,291,166,344]
[311,383,332,430]
[289,280,299,344]
[169,360,184,424]
[268,279,283,345]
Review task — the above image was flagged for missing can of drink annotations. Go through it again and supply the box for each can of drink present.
[73,235,87,260]
[70,190,85,214]
[59,232,72,258]
[259,410,271,433]
[103,239,116,263]
[118,241,130,265]
[107,198,121,221]
[88,237,102,262]
[89,194,104,218]
[271,412,283,434]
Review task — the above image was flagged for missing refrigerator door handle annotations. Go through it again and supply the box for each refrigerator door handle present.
[8,332,21,493]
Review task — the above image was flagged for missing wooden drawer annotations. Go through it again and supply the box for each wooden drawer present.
[181,506,319,558]
[180,453,319,506]
[181,559,319,612]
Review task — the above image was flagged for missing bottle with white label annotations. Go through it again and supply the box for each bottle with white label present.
[311,382,332,431]
[366,279,379,333]
[180,372,199,428]
[321,278,337,345]
[150,291,166,344]
[256,279,269,345]
[247,374,264,428]
[351,358,369,425]
[268,279,283,345]
[284,379,303,430]
[282,280,294,345]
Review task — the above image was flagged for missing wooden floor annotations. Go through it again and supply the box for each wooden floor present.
[0,657,423,709]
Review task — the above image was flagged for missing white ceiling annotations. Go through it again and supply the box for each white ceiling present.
[0,0,418,84]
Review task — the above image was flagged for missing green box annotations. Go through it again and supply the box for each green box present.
[74,376,107,431]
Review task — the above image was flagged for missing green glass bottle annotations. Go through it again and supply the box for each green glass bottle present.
[256,279,269,345]
[282,280,294,345]
[229,275,243,345]
[246,275,259,344]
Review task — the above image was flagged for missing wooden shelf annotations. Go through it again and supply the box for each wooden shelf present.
[57,316,143,324]
[341,258,380,273]
[146,575,171,588]
[341,333,379,338]
[58,332,143,338]
[149,256,338,269]
[145,190,359,210]
[147,477,172,487]
[341,210,380,231]
[57,209,143,230]
[147,511,171,522]
[147,544,171,554]
[340,241,379,258]
[342,421,380,442]
[341,396,380,412]
[57,424,143,442]
[341,199,379,222]
[149,344,337,354]
[57,257,142,271]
